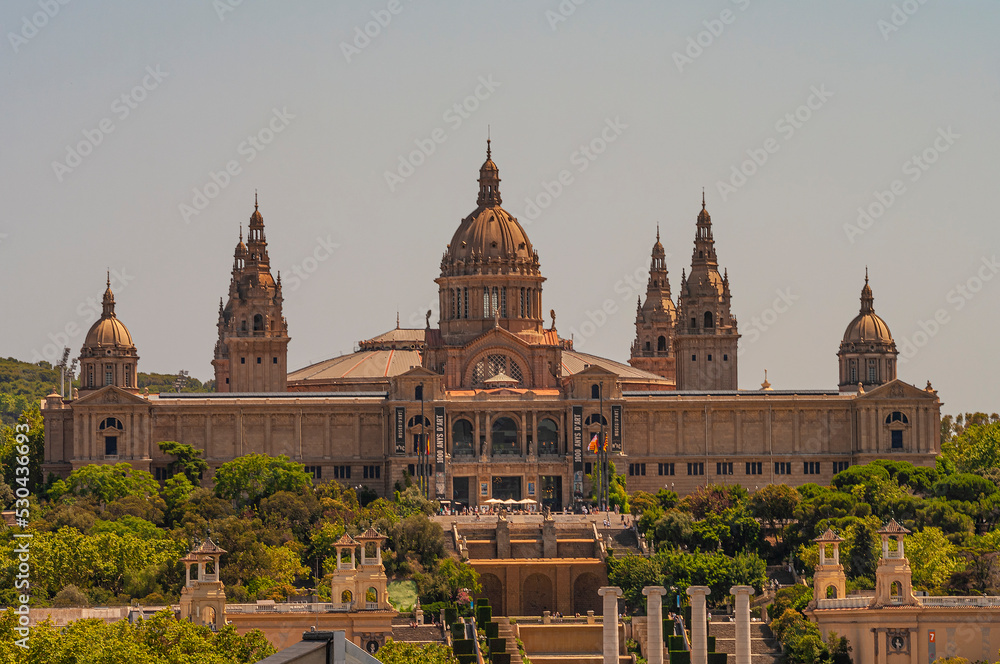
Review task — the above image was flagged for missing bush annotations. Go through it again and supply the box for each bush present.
[52,584,89,607]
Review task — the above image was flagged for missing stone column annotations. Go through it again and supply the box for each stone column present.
[730,586,754,664]
[643,586,667,664]
[687,586,710,664]
[598,586,623,664]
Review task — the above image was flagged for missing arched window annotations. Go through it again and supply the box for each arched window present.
[585,414,608,426]
[408,415,431,453]
[253,314,264,332]
[452,419,474,456]
[885,411,909,450]
[704,312,714,328]
[591,384,601,400]
[885,412,909,424]
[472,354,524,386]
[99,417,124,457]
[657,336,667,352]
[538,418,558,455]
[366,587,378,604]
[341,590,353,604]
[826,585,838,599]
[491,417,519,456]
[414,384,423,401]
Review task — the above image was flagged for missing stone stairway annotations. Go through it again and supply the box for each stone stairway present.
[766,565,796,587]
[497,620,524,664]
[390,616,446,644]
[708,621,782,664]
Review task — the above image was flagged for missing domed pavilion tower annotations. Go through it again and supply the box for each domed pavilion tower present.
[426,141,562,390]
[674,195,739,390]
[435,139,546,345]
[212,195,290,392]
[838,270,897,392]
[629,226,677,382]
[79,273,139,394]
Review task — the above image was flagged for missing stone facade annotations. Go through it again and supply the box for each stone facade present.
[42,143,941,505]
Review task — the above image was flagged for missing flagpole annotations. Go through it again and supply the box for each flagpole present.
[600,382,607,511]
[419,382,426,499]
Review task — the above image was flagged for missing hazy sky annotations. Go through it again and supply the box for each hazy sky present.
[2,1,997,413]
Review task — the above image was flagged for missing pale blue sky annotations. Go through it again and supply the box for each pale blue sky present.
[1,1,997,412]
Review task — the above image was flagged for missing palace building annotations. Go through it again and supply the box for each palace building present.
[42,142,942,508]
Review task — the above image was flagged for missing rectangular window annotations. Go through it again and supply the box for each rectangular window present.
[716,462,733,475]
[500,287,507,318]
[687,462,704,476]
[804,461,821,475]
[707,354,713,361]
[272,357,278,364]
[658,462,675,476]
[363,465,382,480]
[891,430,903,449]
[124,366,131,387]
[832,461,850,474]
[723,354,728,361]
[463,288,469,319]
[88,366,94,387]
[774,462,791,475]
[241,357,246,364]
[257,357,262,364]
[628,463,646,477]
[105,365,113,386]
[746,461,763,475]
[868,360,877,383]
[154,467,171,481]
[304,466,322,479]
[104,436,118,456]
[333,465,351,479]
[584,462,592,475]
[407,464,415,477]
[692,355,697,361]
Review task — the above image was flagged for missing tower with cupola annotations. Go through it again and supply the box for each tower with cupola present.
[629,226,677,381]
[838,270,897,392]
[674,195,739,390]
[79,273,139,394]
[212,195,290,392]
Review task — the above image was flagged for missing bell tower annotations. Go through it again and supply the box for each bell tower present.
[812,528,847,601]
[212,195,290,392]
[629,226,677,382]
[674,195,739,390]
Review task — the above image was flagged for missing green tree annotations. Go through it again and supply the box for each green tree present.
[750,483,800,539]
[49,463,159,504]
[607,552,664,612]
[157,440,209,484]
[906,527,960,590]
[377,640,459,664]
[213,454,313,509]
[933,473,997,503]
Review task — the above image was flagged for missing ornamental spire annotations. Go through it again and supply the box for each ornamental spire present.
[477,136,501,207]
[860,268,875,314]
[102,271,116,318]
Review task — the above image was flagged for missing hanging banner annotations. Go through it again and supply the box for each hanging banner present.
[434,406,446,497]
[394,407,406,454]
[572,406,583,496]
[611,405,623,452]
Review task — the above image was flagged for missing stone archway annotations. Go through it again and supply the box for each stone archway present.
[480,573,504,616]
[522,573,554,617]
[573,572,602,616]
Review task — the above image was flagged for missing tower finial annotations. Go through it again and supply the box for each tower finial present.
[487,125,491,159]
[656,223,660,243]
[106,269,110,288]
[702,188,706,208]
[396,311,400,329]
[865,265,869,283]
[254,190,258,210]
[239,224,243,242]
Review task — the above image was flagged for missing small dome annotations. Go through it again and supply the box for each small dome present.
[84,314,135,349]
[447,206,534,264]
[842,311,893,345]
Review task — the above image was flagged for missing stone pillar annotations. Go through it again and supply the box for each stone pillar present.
[643,586,667,664]
[687,586,710,664]
[598,586,623,664]
[731,586,754,664]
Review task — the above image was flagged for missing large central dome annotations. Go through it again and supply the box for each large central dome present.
[441,140,539,277]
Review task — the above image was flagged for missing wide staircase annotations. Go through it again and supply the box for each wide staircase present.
[496,620,524,664]
[708,620,782,664]
[390,616,446,644]
[766,565,796,587]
